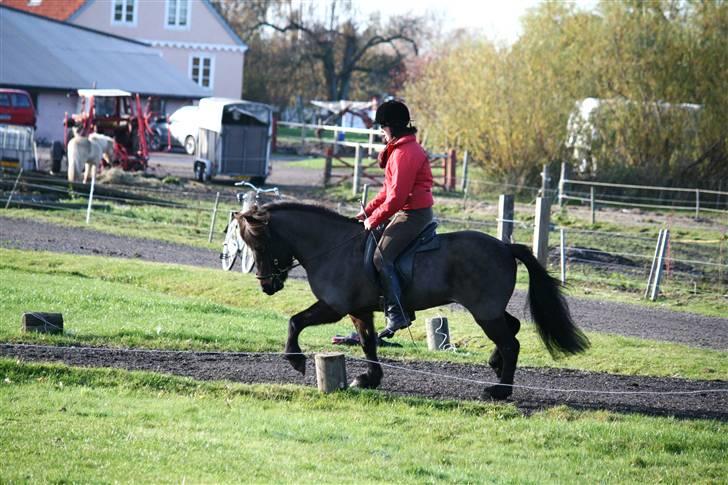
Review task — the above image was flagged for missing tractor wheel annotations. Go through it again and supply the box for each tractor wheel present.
[184,136,196,155]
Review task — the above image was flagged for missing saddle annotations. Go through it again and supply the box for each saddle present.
[364,221,440,290]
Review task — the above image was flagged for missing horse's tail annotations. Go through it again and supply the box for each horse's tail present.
[509,243,590,358]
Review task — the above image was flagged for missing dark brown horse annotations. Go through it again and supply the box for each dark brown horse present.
[236,202,589,399]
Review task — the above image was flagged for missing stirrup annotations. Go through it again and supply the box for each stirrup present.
[378,311,411,339]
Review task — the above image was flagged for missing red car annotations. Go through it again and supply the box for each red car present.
[0,88,36,127]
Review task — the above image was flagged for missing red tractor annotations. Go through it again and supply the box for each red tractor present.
[52,89,157,173]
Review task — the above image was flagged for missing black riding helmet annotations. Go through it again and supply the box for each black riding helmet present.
[375,100,410,128]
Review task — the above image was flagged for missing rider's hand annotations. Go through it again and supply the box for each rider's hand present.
[363,218,373,231]
[355,209,366,221]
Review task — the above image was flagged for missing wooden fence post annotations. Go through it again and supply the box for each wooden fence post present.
[315,353,347,393]
[446,149,457,191]
[207,191,220,243]
[560,228,566,284]
[540,164,549,197]
[695,189,700,219]
[460,150,469,192]
[533,196,551,266]
[426,317,450,351]
[590,186,596,225]
[352,144,362,196]
[649,229,670,301]
[323,146,333,187]
[558,162,567,207]
[497,194,514,243]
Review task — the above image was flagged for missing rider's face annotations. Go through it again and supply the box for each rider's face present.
[381,126,393,143]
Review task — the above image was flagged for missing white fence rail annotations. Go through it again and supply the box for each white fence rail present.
[558,163,728,216]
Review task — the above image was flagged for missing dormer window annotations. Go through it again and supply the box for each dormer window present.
[166,0,191,29]
[112,0,136,26]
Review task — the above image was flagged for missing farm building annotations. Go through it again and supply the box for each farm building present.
[0,4,208,143]
[1,0,247,100]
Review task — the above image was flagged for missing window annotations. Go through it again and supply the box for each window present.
[190,55,214,89]
[11,94,31,108]
[112,0,136,25]
[0,94,10,107]
[166,0,190,29]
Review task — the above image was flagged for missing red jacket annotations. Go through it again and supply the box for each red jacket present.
[365,135,433,228]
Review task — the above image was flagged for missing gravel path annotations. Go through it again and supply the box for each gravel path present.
[1,215,726,419]
[1,344,725,421]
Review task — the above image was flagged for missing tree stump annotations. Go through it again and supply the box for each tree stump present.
[314,353,347,393]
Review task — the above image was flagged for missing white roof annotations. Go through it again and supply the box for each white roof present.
[311,100,374,113]
[197,97,272,132]
[77,89,132,98]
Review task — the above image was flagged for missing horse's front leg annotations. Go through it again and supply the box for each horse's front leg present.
[285,300,343,375]
[349,311,382,389]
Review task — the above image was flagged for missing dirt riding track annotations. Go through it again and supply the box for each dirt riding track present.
[1,216,727,420]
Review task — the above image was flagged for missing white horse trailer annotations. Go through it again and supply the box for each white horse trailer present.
[192,97,273,184]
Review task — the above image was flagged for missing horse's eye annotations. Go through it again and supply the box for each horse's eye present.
[273,258,279,266]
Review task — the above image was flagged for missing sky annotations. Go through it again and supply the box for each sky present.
[356,0,599,45]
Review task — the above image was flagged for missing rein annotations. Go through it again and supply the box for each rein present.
[255,225,368,280]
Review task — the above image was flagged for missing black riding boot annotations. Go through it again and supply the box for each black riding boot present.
[377,263,411,339]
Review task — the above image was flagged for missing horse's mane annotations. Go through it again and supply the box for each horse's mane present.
[238,201,357,249]
[263,201,358,225]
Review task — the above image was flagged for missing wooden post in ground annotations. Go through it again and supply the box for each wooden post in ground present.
[22,312,63,334]
[207,191,220,243]
[323,146,333,186]
[649,229,670,301]
[540,164,549,197]
[426,317,450,351]
[445,149,457,191]
[352,144,362,196]
[645,229,665,299]
[314,353,347,393]
[590,186,596,225]
[533,196,551,266]
[558,162,567,208]
[497,194,514,243]
[460,150,469,192]
[695,189,700,220]
[560,228,566,284]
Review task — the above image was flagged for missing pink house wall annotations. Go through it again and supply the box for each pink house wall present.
[71,0,245,99]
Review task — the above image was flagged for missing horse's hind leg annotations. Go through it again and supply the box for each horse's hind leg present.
[488,312,521,379]
[349,311,383,389]
[477,314,520,400]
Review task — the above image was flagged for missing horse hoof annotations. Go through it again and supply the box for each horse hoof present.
[349,373,378,389]
[484,384,512,400]
[285,355,307,375]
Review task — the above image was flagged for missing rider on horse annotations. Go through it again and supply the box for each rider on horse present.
[356,100,434,339]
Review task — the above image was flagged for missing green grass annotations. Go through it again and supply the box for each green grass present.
[1,360,725,483]
[2,248,725,381]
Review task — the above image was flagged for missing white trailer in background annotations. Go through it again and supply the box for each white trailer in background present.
[193,97,274,184]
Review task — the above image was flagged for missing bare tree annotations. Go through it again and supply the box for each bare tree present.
[244,0,426,100]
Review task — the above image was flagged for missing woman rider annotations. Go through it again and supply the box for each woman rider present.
[355,100,434,339]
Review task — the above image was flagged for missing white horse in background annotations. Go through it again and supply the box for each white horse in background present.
[67,129,115,184]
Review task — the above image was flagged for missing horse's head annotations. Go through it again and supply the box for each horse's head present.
[236,206,295,295]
